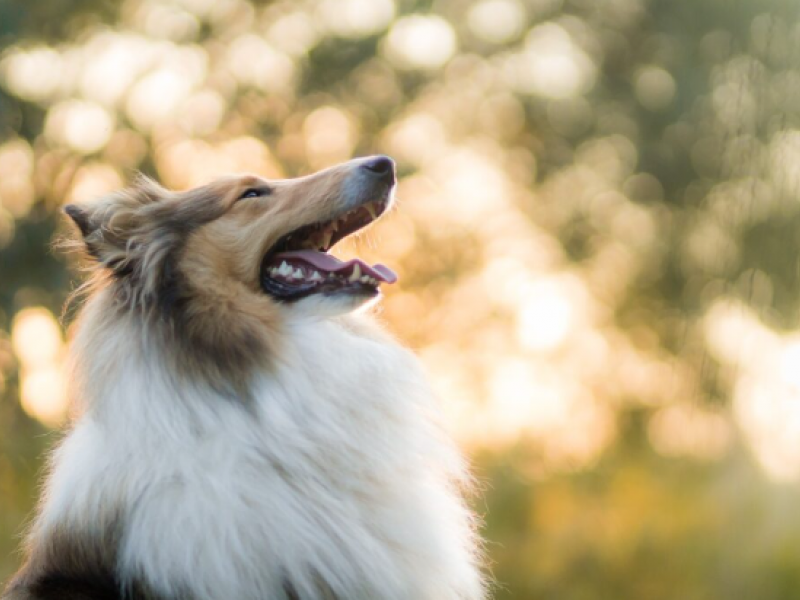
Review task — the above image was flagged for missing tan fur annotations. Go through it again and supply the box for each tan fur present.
[63,163,366,396]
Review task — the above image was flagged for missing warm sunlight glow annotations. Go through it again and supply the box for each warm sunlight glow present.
[485,358,614,467]
[488,360,564,437]
[79,33,155,106]
[45,100,116,155]
[303,106,358,168]
[12,307,68,428]
[405,148,511,227]
[780,339,800,390]
[156,136,283,189]
[383,113,448,167]
[384,15,457,70]
[467,0,525,44]
[318,0,395,38]
[507,22,596,99]
[117,43,208,132]
[225,34,294,93]
[67,163,125,205]
[176,89,227,136]
[0,139,35,218]
[266,12,319,56]
[705,299,800,481]
[20,366,69,429]
[516,278,575,352]
[0,47,63,102]
[11,308,63,370]
[648,404,731,461]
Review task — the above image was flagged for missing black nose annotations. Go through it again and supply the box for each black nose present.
[362,155,396,184]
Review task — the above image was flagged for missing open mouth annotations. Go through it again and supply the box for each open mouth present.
[259,198,397,301]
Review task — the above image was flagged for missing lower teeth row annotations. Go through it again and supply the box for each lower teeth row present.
[268,261,379,286]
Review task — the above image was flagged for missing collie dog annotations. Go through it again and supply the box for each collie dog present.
[3,156,484,600]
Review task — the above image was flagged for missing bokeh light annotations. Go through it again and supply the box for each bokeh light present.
[384,15,457,70]
[468,0,526,45]
[11,308,68,428]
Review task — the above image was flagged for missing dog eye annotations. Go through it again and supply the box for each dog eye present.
[238,188,270,200]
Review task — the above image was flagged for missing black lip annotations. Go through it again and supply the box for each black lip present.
[261,275,380,302]
[259,187,393,302]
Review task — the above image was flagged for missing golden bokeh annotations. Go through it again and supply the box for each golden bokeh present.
[11,307,68,427]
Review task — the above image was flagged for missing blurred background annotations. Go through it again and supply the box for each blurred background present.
[1,0,800,597]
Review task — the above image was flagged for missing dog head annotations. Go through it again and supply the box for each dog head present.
[64,156,397,319]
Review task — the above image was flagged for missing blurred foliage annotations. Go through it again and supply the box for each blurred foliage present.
[2,0,800,598]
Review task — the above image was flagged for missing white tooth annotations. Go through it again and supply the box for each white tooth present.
[279,261,291,276]
[349,264,361,282]
[369,278,378,285]
[360,276,370,283]
[365,204,378,219]
[310,271,323,281]
[321,230,333,248]
[292,268,304,279]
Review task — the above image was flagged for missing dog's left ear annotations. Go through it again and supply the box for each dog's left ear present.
[64,204,93,238]
[63,203,105,261]
[62,201,123,265]
[61,181,180,295]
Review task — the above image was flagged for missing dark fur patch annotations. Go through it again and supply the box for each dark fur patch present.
[66,176,270,397]
[3,520,165,600]
[154,266,267,400]
[64,205,92,238]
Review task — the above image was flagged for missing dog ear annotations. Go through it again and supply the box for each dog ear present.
[62,200,128,266]
[61,180,177,289]
[63,203,106,262]
[64,204,93,238]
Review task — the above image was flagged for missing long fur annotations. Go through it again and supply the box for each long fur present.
[4,158,485,600]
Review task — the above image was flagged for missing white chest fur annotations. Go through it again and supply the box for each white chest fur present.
[37,316,482,600]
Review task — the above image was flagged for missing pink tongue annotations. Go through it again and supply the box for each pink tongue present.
[273,250,398,283]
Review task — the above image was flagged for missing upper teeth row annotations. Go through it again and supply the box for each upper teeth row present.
[302,203,382,250]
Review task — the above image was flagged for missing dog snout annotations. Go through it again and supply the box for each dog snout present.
[360,155,396,186]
